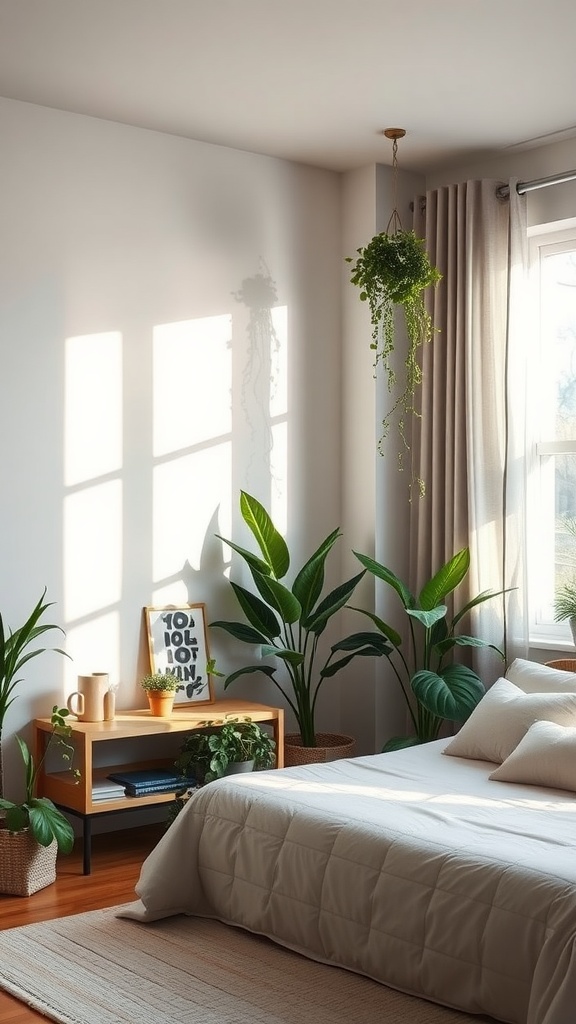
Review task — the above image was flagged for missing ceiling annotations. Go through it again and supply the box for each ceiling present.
[1,0,575,174]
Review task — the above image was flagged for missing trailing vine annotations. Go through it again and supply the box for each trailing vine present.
[346,130,442,495]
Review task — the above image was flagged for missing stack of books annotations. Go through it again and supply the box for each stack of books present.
[91,778,128,802]
[106,768,197,798]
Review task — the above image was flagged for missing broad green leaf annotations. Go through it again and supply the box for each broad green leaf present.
[252,571,301,624]
[240,491,289,579]
[223,665,278,689]
[305,571,365,634]
[412,665,485,722]
[261,646,305,666]
[406,606,447,629]
[331,632,392,656]
[353,552,414,608]
[292,528,341,620]
[229,582,281,638]
[210,620,270,645]
[215,535,271,576]
[419,548,469,609]
[29,798,74,853]
[451,587,513,628]
[435,635,504,659]
[347,606,403,648]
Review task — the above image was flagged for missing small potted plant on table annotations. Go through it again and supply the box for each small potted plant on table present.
[140,671,180,717]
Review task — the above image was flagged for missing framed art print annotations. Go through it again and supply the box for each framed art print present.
[143,604,214,706]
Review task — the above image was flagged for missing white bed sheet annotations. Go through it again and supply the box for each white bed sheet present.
[123,740,576,1024]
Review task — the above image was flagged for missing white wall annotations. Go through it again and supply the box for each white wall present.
[0,98,344,802]
[3,94,575,798]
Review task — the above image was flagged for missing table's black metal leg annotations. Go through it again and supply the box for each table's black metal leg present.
[83,816,92,875]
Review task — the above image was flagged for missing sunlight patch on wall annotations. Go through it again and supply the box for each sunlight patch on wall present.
[63,612,120,692]
[64,332,122,486]
[152,315,232,456]
[64,480,122,620]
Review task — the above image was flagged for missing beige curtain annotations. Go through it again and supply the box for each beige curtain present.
[410,179,529,681]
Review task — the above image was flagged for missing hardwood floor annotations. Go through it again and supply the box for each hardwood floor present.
[0,823,165,1023]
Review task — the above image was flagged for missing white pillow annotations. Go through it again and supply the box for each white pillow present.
[489,720,576,793]
[505,658,576,693]
[443,677,576,763]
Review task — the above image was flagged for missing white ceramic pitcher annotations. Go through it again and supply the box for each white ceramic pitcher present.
[67,673,109,722]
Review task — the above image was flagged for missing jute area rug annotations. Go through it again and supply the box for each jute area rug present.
[0,903,495,1024]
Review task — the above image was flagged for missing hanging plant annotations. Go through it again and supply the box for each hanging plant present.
[346,130,442,493]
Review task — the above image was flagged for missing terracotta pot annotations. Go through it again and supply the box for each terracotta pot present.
[146,691,175,718]
[283,732,356,767]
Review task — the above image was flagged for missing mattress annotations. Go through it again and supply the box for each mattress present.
[122,740,576,1024]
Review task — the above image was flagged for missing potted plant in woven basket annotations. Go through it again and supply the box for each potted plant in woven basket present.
[0,587,77,896]
[0,705,78,896]
[210,492,390,765]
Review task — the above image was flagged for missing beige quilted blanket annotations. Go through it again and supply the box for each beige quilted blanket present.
[123,741,576,1024]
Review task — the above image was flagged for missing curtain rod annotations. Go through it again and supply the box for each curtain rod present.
[496,169,576,199]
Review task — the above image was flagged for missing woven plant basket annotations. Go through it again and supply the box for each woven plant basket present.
[284,733,356,767]
[0,826,57,896]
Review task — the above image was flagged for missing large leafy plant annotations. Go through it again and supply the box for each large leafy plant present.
[0,589,69,798]
[352,547,505,750]
[211,492,389,747]
[0,706,77,853]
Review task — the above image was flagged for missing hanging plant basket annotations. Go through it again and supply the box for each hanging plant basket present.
[346,128,442,494]
[347,228,441,474]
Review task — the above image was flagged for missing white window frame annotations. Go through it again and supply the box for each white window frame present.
[527,220,576,649]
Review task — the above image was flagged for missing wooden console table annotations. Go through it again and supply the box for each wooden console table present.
[34,699,284,874]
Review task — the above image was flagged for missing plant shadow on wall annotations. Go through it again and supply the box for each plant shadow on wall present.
[233,263,282,491]
[346,130,441,496]
[210,492,390,748]
[351,547,508,750]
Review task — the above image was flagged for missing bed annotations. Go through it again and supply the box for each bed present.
[122,660,576,1024]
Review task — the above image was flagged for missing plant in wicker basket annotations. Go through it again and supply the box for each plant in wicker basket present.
[0,705,78,852]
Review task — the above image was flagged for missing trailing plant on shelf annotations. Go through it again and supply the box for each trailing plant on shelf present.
[0,588,69,799]
[176,715,276,784]
[210,491,389,748]
[351,546,507,750]
[166,714,276,827]
[0,705,78,853]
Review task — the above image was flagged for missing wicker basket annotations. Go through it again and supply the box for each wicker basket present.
[283,733,356,767]
[0,827,57,896]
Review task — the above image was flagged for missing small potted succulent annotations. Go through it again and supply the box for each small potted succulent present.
[140,671,180,717]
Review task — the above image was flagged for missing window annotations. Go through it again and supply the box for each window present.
[528,223,576,646]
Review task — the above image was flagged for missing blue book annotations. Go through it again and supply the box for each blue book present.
[107,769,192,790]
